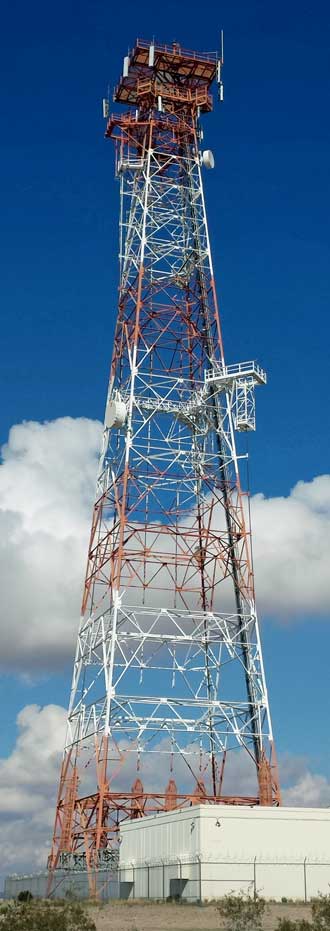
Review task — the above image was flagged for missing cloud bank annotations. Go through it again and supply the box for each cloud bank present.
[0,417,101,671]
[252,475,330,619]
[0,704,66,876]
[1,417,329,874]
[0,415,329,672]
[1,702,329,877]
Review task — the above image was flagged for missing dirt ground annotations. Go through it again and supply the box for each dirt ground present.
[88,900,312,931]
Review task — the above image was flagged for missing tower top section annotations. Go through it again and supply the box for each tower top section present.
[112,37,223,116]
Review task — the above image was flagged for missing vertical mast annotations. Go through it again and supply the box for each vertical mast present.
[49,38,280,894]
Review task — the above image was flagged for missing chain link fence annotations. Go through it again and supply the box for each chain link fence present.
[4,857,330,902]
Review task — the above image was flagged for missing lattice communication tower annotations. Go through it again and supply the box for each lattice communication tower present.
[49,37,280,891]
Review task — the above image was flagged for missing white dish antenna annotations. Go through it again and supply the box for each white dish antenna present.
[105,398,127,430]
[202,150,215,170]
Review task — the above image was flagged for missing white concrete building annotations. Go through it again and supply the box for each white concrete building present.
[119,804,330,901]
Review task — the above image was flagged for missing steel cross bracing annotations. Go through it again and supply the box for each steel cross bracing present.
[66,604,270,752]
[49,39,280,889]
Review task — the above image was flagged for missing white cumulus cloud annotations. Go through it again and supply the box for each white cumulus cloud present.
[252,474,330,618]
[0,417,102,671]
[0,704,66,876]
[1,419,329,875]
[283,772,330,808]
[0,415,329,673]
[1,702,330,879]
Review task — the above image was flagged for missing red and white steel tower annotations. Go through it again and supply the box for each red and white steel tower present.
[49,37,280,890]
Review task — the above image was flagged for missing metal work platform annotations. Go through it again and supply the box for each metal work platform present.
[205,361,267,388]
[113,38,218,112]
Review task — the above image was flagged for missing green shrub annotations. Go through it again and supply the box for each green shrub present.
[277,920,312,931]
[0,900,96,931]
[312,893,330,930]
[277,894,330,931]
[217,893,266,931]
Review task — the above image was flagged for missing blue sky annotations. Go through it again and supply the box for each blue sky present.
[0,0,330,873]
[2,0,329,492]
